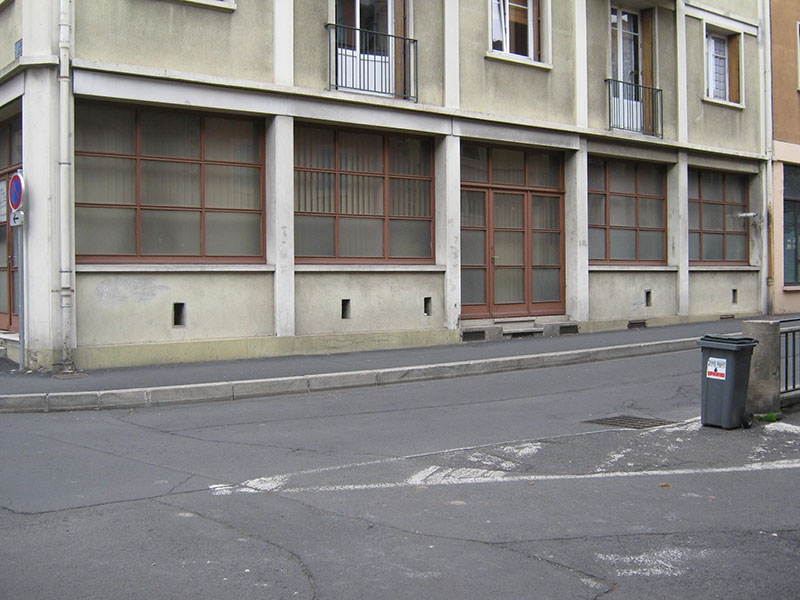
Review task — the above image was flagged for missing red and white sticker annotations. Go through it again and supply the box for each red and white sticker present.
[706,357,727,380]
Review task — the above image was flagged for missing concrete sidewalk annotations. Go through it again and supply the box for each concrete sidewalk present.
[0,318,758,413]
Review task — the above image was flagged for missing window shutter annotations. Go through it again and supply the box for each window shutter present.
[727,34,740,103]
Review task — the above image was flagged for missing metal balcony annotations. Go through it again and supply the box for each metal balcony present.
[606,79,663,138]
[327,23,418,102]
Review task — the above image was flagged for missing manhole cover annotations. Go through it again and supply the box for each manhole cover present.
[584,415,674,430]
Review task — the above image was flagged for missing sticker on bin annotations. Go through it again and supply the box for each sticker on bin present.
[706,357,727,380]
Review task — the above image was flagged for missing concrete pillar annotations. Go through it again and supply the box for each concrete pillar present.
[742,319,781,414]
[565,139,589,322]
[436,134,460,330]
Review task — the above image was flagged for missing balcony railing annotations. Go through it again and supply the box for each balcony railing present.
[327,23,418,102]
[606,79,663,138]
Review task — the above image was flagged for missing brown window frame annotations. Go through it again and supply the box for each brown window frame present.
[74,103,266,264]
[689,169,749,264]
[294,124,435,264]
[588,158,667,264]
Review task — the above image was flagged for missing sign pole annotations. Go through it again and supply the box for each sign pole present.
[8,171,25,371]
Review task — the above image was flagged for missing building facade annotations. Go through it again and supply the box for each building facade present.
[0,0,771,370]
[769,0,800,314]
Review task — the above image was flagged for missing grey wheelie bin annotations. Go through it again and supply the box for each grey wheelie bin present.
[697,335,758,429]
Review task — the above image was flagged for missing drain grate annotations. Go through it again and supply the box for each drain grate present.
[584,415,675,430]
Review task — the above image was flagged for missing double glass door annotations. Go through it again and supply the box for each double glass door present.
[0,117,21,332]
[461,189,564,318]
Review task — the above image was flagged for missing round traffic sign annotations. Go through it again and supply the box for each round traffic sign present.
[8,171,24,212]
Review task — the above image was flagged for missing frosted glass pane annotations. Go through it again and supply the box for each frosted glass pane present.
[0,124,9,169]
[0,226,5,256]
[639,230,664,260]
[206,212,262,256]
[702,203,724,230]
[527,153,562,188]
[702,233,724,260]
[494,194,524,228]
[533,232,560,265]
[10,119,21,165]
[75,156,136,205]
[461,230,485,265]
[339,132,383,173]
[725,205,746,232]
[726,234,747,261]
[141,210,201,255]
[637,163,665,196]
[533,268,561,302]
[12,269,19,314]
[389,137,431,176]
[690,232,700,261]
[205,118,259,163]
[390,179,431,217]
[589,228,606,260]
[492,149,525,185]
[495,231,524,266]
[340,175,383,215]
[295,128,335,169]
[339,217,383,257]
[689,170,700,198]
[295,172,335,213]
[610,195,636,226]
[689,202,700,229]
[495,269,525,303]
[390,219,431,257]
[205,165,261,210]
[461,145,488,182]
[589,194,606,225]
[610,229,636,260]
[75,104,136,153]
[141,111,201,158]
[609,161,636,193]
[141,161,201,207]
[532,196,560,229]
[786,165,800,199]
[461,269,486,304]
[75,207,136,255]
[461,191,485,227]
[702,172,724,200]
[295,215,334,256]
[639,197,664,228]
[0,267,7,309]
[588,159,606,191]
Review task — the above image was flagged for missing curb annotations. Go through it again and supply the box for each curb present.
[0,337,697,413]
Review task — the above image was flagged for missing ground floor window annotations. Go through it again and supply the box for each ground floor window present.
[294,125,434,262]
[784,165,800,284]
[588,158,666,263]
[689,169,749,263]
[0,113,22,330]
[74,103,265,262]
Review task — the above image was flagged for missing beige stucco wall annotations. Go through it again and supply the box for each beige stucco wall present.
[412,0,444,106]
[459,0,575,125]
[685,17,763,154]
[656,6,678,141]
[293,0,328,91]
[74,0,273,82]
[772,1,800,145]
[0,0,21,72]
[295,272,445,335]
[588,271,678,322]
[688,271,760,315]
[75,272,274,346]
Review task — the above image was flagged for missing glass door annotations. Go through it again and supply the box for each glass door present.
[611,7,643,131]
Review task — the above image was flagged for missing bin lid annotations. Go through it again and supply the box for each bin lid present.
[697,334,758,349]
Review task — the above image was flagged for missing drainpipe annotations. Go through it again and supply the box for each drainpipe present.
[58,0,74,371]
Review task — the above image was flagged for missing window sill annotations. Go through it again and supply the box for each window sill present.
[295,264,446,273]
[76,264,272,273]
[702,96,744,110]
[157,0,236,12]
[783,284,800,292]
[484,51,552,71]
[589,264,676,272]
[689,264,758,271]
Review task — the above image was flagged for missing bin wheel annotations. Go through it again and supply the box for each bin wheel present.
[742,412,754,429]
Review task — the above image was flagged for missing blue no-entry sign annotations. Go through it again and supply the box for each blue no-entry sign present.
[8,171,24,212]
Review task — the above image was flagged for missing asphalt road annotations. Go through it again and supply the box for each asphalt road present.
[1,350,799,599]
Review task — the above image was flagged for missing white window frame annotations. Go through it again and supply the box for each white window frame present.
[488,0,551,66]
[704,24,742,105]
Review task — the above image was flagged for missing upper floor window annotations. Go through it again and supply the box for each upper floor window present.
[689,170,749,263]
[706,28,741,103]
[294,125,433,262]
[490,0,544,62]
[783,165,800,284]
[74,104,264,262]
[588,158,666,263]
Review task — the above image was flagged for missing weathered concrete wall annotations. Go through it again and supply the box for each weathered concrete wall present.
[688,271,760,315]
[0,0,22,72]
[588,271,678,322]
